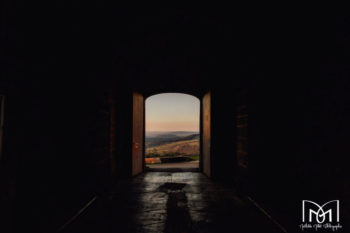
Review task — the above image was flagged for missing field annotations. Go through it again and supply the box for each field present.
[145,131,199,159]
[146,138,199,157]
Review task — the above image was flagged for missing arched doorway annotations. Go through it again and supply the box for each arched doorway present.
[145,93,200,171]
[131,91,212,176]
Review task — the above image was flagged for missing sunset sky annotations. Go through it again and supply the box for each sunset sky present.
[145,93,200,132]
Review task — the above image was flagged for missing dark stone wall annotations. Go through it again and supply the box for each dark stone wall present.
[11,82,112,232]
[243,77,350,229]
[236,89,248,169]
[113,87,133,179]
[210,87,238,180]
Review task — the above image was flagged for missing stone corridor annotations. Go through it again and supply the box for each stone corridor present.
[63,172,284,233]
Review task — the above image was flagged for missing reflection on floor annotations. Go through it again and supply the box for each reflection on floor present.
[63,172,284,233]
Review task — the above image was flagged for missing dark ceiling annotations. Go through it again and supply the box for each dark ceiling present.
[1,5,349,94]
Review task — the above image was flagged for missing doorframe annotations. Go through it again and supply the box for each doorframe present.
[131,92,144,176]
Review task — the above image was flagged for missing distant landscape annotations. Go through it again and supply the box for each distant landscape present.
[145,131,199,160]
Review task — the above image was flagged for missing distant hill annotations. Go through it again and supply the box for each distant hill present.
[146,131,198,138]
[146,131,199,148]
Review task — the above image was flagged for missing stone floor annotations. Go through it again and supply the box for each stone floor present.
[63,172,284,233]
